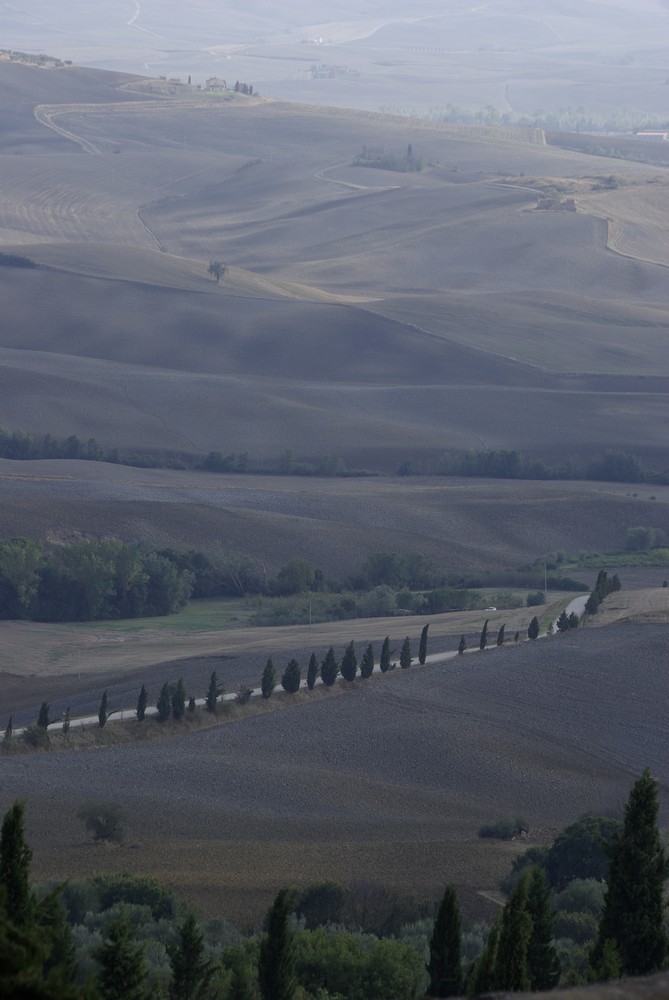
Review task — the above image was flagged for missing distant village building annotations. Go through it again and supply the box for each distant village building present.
[635,131,668,141]
[206,77,227,91]
[536,196,576,211]
[359,145,384,161]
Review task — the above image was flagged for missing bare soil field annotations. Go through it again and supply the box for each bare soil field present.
[1,620,666,924]
[0,63,666,477]
[1,463,668,580]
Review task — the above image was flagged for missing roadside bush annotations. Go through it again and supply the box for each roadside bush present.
[236,685,253,704]
[22,724,49,749]
[478,816,528,840]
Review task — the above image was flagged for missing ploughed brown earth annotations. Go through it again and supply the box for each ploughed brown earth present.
[0,57,667,934]
[2,616,667,925]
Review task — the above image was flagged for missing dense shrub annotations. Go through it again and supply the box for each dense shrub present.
[479,816,529,840]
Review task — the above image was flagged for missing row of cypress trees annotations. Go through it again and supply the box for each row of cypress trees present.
[259,624,431,698]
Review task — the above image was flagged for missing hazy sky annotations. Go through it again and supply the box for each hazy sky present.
[2,1,668,114]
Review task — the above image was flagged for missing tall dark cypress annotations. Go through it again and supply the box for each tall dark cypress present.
[418,622,429,664]
[340,641,357,681]
[0,800,33,925]
[494,876,531,991]
[427,884,463,997]
[306,652,319,690]
[258,889,297,1000]
[593,769,669,976]
[525,867,560,989]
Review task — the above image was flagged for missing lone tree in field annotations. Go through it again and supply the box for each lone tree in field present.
[306,653,318,690]
[400,636,412,668]
[592,768,669,977]
[527,616,540,640]
[0,799,33,925]
[496,624,506,646]
[380,635,391,672]
[259,889,297,1000]
[427,884,463,997]
[207,260,226,284]
[340,640,357,681]
[360,642,374,679]
[418,623,429,665]
[261,658,276,699]
[320,647,339,687]
[136,684,148,722]
[458,634,466,655]
[78,801,126,844]
[281,658,301,694]
[206,671,221,713]
[479,620,488,651]
[98,690,109,728]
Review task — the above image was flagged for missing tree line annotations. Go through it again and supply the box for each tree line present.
[2,420,666,486]
[6,591,598,748]
[0,537,589,625]
[1,768,667,998]
[0,538,194,622]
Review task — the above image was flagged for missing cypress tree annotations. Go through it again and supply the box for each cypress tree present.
[172,678,187,720]
[496,623,506,646]
[62,708,70,735]
[95,911,150,1000]
[525,867,560,989]
[98,689,109,728]
[585,591,599,615]
[418,623,429,665]
[360,642,375,679]
[3,714,13,745]
[281,659,301,694]
[514,630,520,642]
[258,889,297,1000]
[136,684,148,722]
[479,620,488,651]
[206,670,221,713]
[592,768,669,976]
[458,634,466,655]
[320,647,339,687]
[157,682,172,722]
[427,884,463,997]
[527,616,540,640]
[400,636,412,668]
[380,635,391,672]
[556,609,570,632]
[467,922,498,997]
[0,800,34,925]
[494,876,532,991]
[261,658,276,699]
[168,910,212,1000]
[306,652,319,690]
[188,695,196,712]
[568,611,580,628]
[340,640,357,681]
[37,702,50,730]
